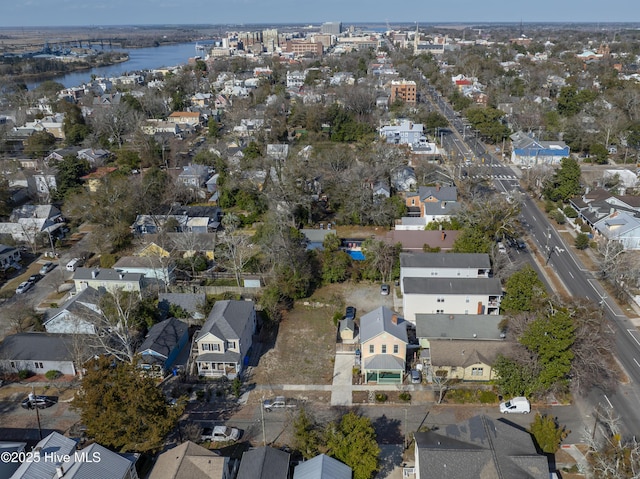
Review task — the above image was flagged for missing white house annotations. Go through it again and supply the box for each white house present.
[403,277,502,323]
[400,252,492,294]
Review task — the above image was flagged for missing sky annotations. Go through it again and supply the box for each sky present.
[0,0,639,27]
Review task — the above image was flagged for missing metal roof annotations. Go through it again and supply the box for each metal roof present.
[359,306,408,343]
[293,454,352,479]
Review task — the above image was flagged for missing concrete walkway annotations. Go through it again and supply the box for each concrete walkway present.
[330,353,354,406]
[560,444,591,478]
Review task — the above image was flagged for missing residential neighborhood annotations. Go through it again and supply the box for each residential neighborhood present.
[1,16,640,479]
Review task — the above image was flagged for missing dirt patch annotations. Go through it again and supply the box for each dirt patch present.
[251,304,337,387]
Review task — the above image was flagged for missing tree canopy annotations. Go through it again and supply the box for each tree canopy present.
[543,157,582,202]
[501,265,548,313]
[72,356,182,453]
[325,412,380,479]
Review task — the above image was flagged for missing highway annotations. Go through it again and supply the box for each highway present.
[422,76,640,438]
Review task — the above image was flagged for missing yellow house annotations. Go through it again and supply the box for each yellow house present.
[429,340,512,382]
[137,242,171,258]
[359,307,408,384]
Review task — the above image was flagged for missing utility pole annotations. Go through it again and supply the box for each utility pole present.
[545,226,553,265]
[29,390,43,440]
[260,396,266,446]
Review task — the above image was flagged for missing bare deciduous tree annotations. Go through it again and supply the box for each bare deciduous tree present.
[217,213,255,287]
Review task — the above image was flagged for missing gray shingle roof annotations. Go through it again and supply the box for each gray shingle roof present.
[417,185,458,202]
[359,306,408,343]
[293,454,352,479]
[415,415,549,479]
[196,300,255,342]
[237,446,290,479]
[423,201,460,216]
[158,293,207,317]
[0,333,88,362]
[403,277,502,295]
[415,314,504,340]
[400,252,491,269]
[73,267,144,282]
[137,318,188,359]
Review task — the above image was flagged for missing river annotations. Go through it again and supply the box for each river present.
[28,42,209,90]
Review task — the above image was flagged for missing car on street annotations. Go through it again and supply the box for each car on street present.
[345,306,356,320]
[39,262,55,275]
[380,284,390,295]
[15,281,34,294]
[263,396,298,411]
[28,273,42,283]
[20,395,58,410]
[201,425,241,442]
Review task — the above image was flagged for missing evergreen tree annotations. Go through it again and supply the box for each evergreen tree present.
[325,412,380,479]
[529,413,569,453]
[501,265,548,313]
[72,356,182,453]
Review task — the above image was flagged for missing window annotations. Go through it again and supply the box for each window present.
[201,343,220,352]
[466,296,470,303]
[471,367,484,376]
[10,361,15,369]
[436,309,444,314]
[393,344,399,354]
[369,345,374,354]
[382,345,387,354]
[34,362,43,369]
[226,341,236,350]
[437,297,445,303]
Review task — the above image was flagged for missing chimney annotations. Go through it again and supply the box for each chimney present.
[391,314,398,325]
[91,269,98,279]
[56,465,65,478]
[441,201,446,209]
[119,273,125,280]
[441,231,446,241]
[436,184,440,191]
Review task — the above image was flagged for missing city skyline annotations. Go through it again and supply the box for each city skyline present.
[1,0,639,28]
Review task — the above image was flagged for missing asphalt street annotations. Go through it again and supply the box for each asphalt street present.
[421,75,640,439]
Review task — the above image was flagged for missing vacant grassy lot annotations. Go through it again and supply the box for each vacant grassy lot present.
[251,302,338,387]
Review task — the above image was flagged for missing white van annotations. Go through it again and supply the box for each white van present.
[499,396,530,414]
[66,258,83,272]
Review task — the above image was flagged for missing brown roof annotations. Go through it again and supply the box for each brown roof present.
[169,111,201,118]
[429,340,513,368]
[381,230,459,251]
[148,441,226,479]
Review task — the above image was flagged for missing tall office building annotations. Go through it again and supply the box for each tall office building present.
[321,22,342,35]
[262,28,279,52]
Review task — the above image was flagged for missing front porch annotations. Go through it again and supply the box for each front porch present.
[197,360,239,379]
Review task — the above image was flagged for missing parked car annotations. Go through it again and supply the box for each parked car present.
[497,242,507,254]
[345,306,356,320]
[411,370,422,384]
[39,261,55,275]
[516,239,526,250]
[15,281,34,294]
[201,425,241,442]
[66,258,83,271]
[28,273,42,283]
[499,397,530,414]
[380,284,390,296]
[21,395,57,410]
[263,396,298,411]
